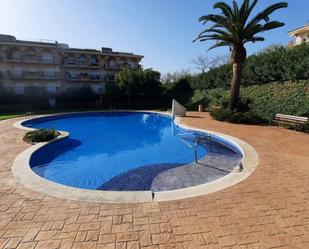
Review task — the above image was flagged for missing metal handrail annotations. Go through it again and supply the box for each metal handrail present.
[194,134,211,164]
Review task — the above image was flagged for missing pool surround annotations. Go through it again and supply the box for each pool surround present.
[12,111,258,203]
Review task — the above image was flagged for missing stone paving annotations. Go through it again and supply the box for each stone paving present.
[1,112,309,249]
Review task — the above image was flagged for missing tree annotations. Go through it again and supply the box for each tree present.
[115,68,162,108]
[191,55,229,74]
[115,69,141,108]
[194,0,287,111]
[141,68,161,99]
[259,43,284,53]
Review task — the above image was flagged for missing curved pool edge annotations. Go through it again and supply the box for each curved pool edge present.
[11,111,258,203]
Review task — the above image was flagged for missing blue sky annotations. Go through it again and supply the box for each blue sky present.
[0,0,308,74]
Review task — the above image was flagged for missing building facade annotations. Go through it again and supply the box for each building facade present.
[0,34,143,97]
[288,24,309,46]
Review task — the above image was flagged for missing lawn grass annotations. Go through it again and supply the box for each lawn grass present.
[0,106,169,122]
[0,114,22,121]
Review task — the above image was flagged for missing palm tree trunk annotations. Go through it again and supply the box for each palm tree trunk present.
[228,62,244,112]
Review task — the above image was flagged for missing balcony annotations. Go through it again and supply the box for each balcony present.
[104,63,140,70]
[6,56,59,64]
[66,73,102,82]
[7,71,60,80]
[63,59,100,68]
[105,64,119,70]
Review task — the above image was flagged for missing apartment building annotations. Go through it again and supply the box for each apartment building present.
[0,34,143,98]
[288,24,309,46]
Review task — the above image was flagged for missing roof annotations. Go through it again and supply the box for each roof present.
[288,24,309,36]
[0,34,144,59]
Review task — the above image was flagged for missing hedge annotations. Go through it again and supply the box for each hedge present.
[190,43,309,90]
[195,81,309,121]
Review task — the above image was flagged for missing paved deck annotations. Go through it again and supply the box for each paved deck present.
[0,112,309,249]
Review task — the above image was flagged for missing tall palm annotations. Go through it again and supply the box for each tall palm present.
[194,0,287,111]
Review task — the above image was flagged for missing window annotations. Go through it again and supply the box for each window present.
[24,47,37,61]
[78,55,87,65]
[90,56,99,66]
[12,50,21,60]
[90,72,100,80]
[13,67,22,77]
[46,83,57,94]
[42,53,54,63]
[7,47,21,60]
[44,69,56,79]
[66,54,76,65]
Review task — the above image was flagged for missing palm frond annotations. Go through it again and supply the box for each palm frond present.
[245,2,288,31]
[194,0,287,49]
[246,36,265,43]
[208,41,230,51]
[232,0,239,17]
[262,21,285,31]
[213,2,234,18]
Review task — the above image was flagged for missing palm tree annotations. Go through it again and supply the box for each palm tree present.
[194,0,287,111]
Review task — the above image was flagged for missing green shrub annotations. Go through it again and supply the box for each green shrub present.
[0,85,22,104]
[57,86,99,103]
[241,81,309,121]
[202,81,309,121]
[23,129,58,143]
[209,107,264,124]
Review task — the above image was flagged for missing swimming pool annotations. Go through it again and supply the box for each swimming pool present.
[22,112,243,191]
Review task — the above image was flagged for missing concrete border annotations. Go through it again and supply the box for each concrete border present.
[11,111,258,203]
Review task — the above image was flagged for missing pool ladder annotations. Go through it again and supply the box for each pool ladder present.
[194,134,212,164]
[194,134,244,171]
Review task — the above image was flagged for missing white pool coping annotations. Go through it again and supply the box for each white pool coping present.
[12,111,259,203]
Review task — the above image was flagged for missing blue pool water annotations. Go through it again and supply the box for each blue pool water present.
[24,112,212,190]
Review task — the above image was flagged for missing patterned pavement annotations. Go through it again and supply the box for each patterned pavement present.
[0,112,309,249]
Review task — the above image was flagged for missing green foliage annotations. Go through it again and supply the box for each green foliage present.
[205,81,309,123]
[209,107,264,124]
[115,68,161,107]
[141,69,161,99]
[194,0,287,50]
[57,86,99,103]
[163,76,193,106]
[240,81,309,121]
[115,69,141,103]
[191,44,309,90]
[185,90,207,110]
[23,129,58,143]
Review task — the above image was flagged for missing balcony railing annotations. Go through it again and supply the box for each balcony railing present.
[66,74,102,82]
[63,60,100,68]
[104,63,140,70]
[7,71,60,79]
[6,56,59,64]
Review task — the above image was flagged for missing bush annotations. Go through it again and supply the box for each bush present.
[162,76,194,107]
[23,86,49,108]
[23,129,58,143]
[201,81,309,121]
[241,81,309,121]
[0,85,22,104]
[57,86,99,103]
[115,68,162,107]
[209,107,264,124]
